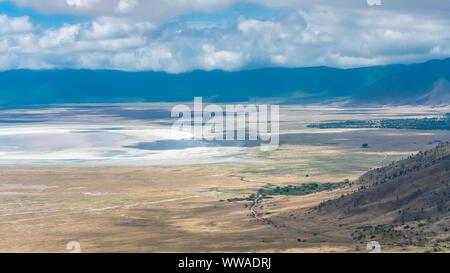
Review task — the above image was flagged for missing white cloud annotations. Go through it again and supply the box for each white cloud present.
[115,0,138,14]
[0,5,450,72]
[66,0,99,9]
[84,17,155,40]
[39,24,80,49]
[3,0,235,19]
[201,44,242,70]
[0,14,32,33]
[4,0,450,20]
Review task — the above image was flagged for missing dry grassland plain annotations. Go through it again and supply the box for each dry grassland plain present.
[0,105,449,253]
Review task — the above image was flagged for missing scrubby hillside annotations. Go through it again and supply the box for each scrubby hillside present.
[316,143,449,248]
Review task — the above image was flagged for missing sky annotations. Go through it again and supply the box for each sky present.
[0,0,450,73]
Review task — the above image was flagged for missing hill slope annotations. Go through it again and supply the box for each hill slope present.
[350,58,450,106]
[315,143,450,248]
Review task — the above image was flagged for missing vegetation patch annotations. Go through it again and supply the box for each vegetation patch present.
[257,182,349,197]
[308,114,450,130]
[227,181,349,202]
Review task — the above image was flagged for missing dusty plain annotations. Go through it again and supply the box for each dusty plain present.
[1,105,449,252]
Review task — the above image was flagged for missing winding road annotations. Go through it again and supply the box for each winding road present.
[250,198,265,222]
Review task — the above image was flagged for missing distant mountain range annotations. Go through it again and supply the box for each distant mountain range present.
[350,58,450,106]
[1,58,449,107]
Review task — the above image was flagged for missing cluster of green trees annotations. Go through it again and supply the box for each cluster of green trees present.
[256,182,349,197]
[307,114,450,130]
[226,181,349,202]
